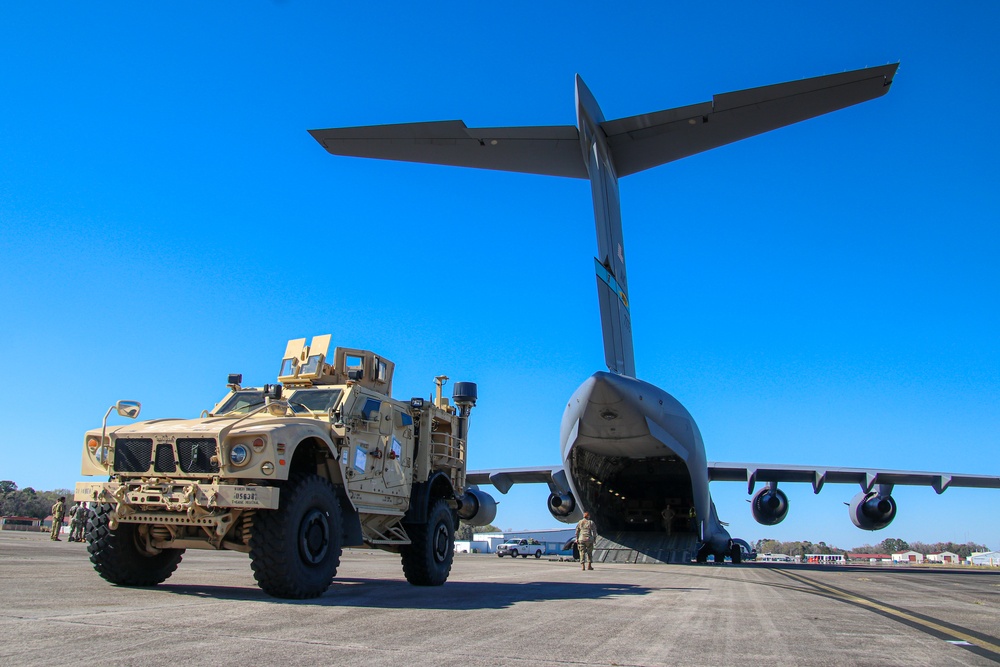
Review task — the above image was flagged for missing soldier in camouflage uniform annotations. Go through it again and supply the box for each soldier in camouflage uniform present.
[68,502,87,542]
[576,511,597,570]
[50,496,66,541]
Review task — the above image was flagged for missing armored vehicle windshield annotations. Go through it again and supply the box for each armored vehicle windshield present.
[215,390,264,414]
[286,388,343,414]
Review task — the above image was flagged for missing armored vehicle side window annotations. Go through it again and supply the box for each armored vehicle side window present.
[216,391,265,414]
[361,398,381,420]
[300,354,322,375]
[287,389,343,413]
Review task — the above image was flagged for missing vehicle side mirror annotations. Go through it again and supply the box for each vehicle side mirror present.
[115,400,141,419]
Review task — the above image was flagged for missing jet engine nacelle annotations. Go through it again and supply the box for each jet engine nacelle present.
[456,487,497,526]
[547,491,576,520]
[751,486,789,526]
[849,489,897,531]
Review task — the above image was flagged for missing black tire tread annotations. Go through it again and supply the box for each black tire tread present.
[86,503,184,586]
[249,473,342,599]
[400,498,454,586]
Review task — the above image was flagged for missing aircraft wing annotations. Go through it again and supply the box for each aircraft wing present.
[466,466,565,494]
[602,63,898,177]
[309,122,587,178]
[708,461,1000,495]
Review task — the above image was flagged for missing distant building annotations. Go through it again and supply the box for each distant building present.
[0,516,42,532]
[971,551,1000,566]
[925,551,960,564]
[892,550,924,564]
[758,553,792,562]
[456,528,576,555]
[847,553,891,564]
[805,554,845,564]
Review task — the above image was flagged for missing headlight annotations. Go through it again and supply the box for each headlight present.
[87,436,109,466]
[230,444,250,467]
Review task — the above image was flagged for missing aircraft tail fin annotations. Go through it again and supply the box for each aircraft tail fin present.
[595,259,635,377]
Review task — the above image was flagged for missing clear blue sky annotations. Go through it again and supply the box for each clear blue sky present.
[1,2,997,550]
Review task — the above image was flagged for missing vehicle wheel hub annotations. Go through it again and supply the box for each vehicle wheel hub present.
[299,509,330,565]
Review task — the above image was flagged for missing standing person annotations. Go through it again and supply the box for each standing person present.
[576,511,597,571]
[661,503,675,537]
[69,503,86,542]
[688,506,697,532]
[50,496,66,541]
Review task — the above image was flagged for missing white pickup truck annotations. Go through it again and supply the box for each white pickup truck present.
[496,538,546,559]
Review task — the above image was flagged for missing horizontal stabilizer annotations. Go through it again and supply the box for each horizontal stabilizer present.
[309,121,587,178]
[602,63,898,177]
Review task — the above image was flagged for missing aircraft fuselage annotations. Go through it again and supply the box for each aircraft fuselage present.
[559,372,732,556]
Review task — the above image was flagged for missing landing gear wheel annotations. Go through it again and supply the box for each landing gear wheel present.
[696,544,710,563]
[401,498,455,586]
[730,543,742,564]
[249,474,343,599]
[86,503,184,586]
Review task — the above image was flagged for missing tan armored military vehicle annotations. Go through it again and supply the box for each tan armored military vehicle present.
[75,335,497,598]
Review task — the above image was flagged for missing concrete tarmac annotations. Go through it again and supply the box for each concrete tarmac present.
[2,531,998,666]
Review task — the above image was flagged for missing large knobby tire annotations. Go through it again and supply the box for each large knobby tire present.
[400,498,455,586]
[249,474,343,599]
[86,503,184,586]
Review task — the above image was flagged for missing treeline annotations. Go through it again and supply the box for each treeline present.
[1,481,73,519]
[456,522,501,540]
[851,538,989,559]
[755,536,991,559]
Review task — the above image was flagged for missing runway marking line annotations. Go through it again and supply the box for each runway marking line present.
[773,568,1000,661]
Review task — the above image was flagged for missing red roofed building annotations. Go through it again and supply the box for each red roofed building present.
[847,553,892,563]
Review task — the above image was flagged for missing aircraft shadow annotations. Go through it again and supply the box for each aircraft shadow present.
[159,577,698,609]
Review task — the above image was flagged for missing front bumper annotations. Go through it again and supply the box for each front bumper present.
[75,480,280,516]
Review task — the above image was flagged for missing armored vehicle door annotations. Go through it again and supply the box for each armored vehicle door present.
[341,392,413,509]
[382,407,414,494]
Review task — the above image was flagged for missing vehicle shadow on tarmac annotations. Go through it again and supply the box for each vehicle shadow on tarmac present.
[160,578,704,609]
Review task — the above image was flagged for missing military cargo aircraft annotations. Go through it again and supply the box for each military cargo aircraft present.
[310,65,1000,563]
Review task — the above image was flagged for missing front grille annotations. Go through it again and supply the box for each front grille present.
[114,438,153,472]
[177,438,219,474]
[154,444,176,473]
